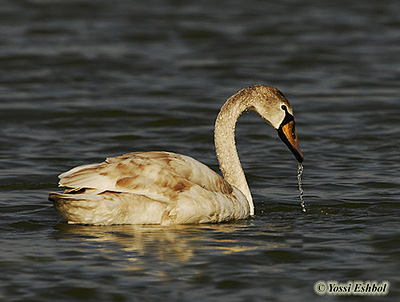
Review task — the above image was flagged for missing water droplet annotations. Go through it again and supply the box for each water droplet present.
[297,163,306,212]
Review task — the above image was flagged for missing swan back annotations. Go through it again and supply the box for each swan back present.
[58,152,231,196]
[50,152,250,224]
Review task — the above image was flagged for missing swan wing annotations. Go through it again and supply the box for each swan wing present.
[51,151,249,224]
[57,151,233,200]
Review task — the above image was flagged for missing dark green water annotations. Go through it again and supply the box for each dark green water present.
[1,0,399,301]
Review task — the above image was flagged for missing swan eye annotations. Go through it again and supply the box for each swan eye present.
[281,105,287,111]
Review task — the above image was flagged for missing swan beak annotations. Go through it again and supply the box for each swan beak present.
[278,119,304,163]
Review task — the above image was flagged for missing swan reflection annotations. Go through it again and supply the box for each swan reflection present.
[53,222,291,265]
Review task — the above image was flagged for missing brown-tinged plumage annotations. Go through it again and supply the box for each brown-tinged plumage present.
[49,85,303,225]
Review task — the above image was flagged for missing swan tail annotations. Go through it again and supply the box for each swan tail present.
[49,192,110,225]
[49,191,169,225]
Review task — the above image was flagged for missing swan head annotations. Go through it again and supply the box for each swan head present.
[246,85,304,163]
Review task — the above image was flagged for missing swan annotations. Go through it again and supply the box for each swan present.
[49,85,304,225]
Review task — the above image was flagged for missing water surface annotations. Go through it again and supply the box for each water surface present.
[1,0,399,301]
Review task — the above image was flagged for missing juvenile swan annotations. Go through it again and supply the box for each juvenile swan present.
[49,85,304,225]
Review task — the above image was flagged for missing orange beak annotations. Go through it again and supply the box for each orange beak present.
[277,119,304,163]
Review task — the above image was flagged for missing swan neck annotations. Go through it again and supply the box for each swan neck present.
[214,95,254,214]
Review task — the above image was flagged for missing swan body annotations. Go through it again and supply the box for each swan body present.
[49,85,303,225]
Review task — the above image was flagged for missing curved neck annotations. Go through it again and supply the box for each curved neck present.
[214,94,254,215]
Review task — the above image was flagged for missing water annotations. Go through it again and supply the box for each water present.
[297,163,306,213]
[1,0,400,301]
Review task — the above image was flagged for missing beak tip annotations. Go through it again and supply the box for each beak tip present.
[295,151,304,163]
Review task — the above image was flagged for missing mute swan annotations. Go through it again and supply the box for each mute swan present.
[49,85,303,225]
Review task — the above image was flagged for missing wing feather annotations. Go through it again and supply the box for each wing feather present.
[57,151,233,201]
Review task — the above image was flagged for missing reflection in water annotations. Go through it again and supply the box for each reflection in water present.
[53,222,291,265]
[1,0,399,299]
